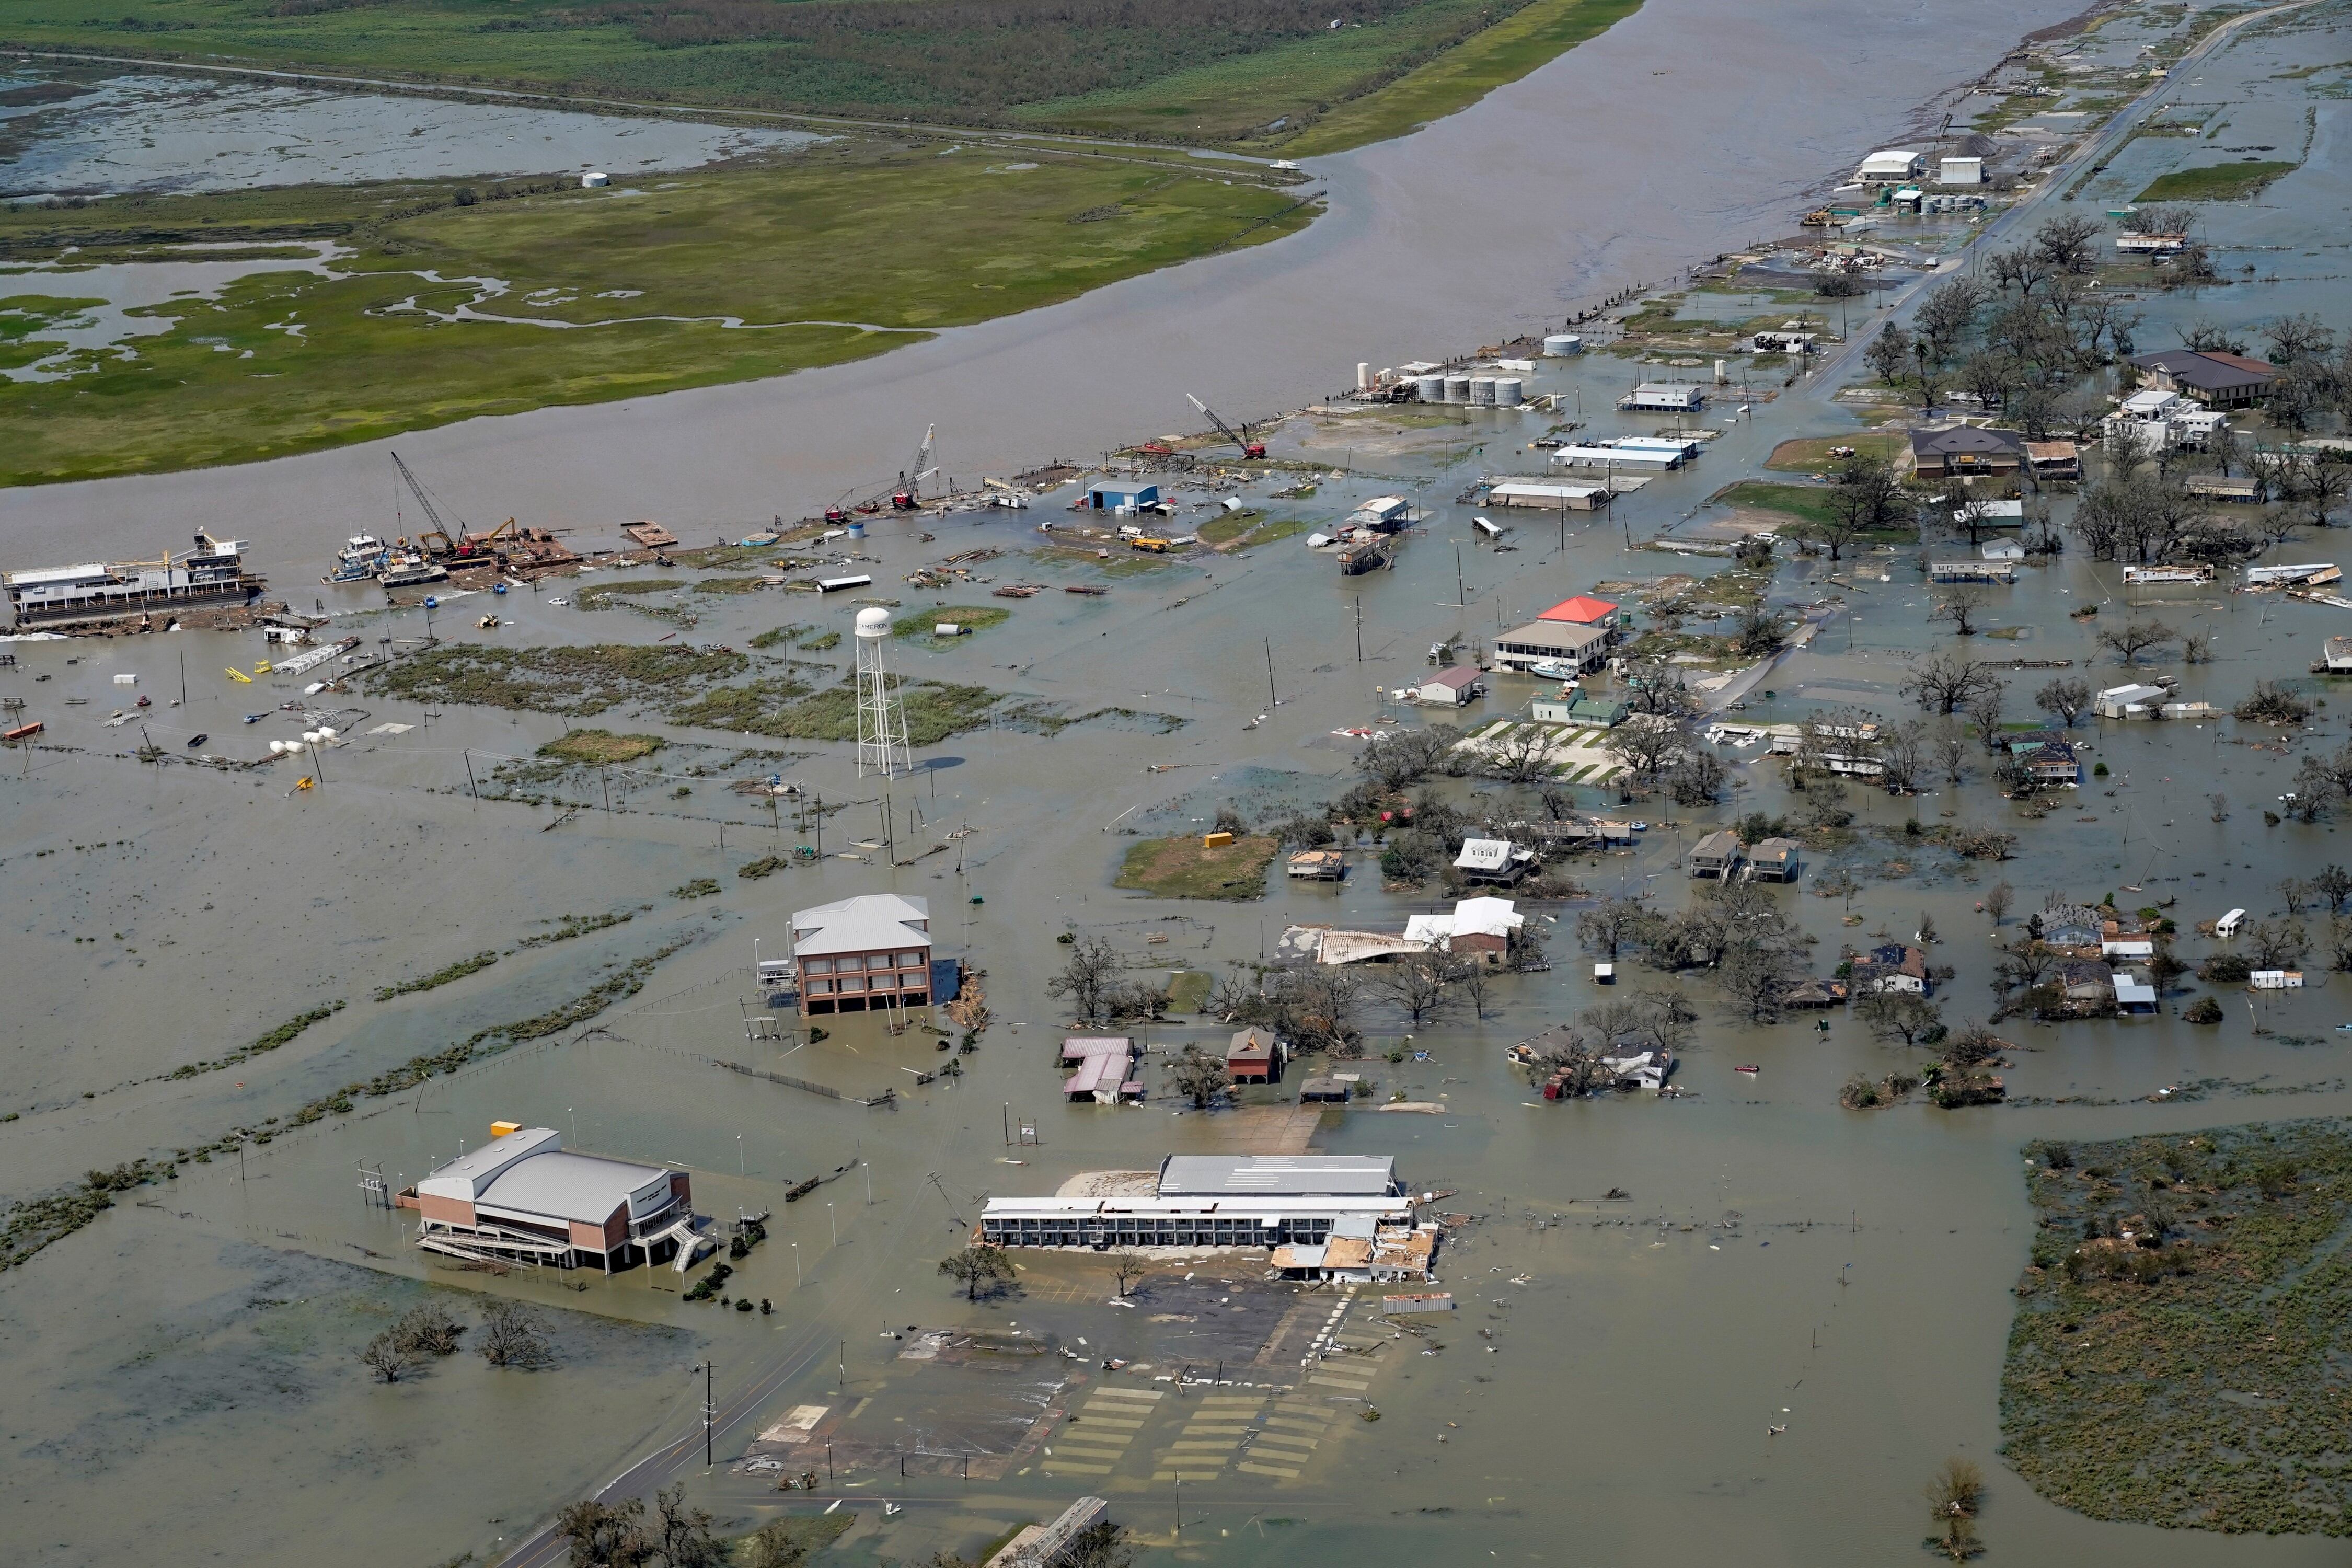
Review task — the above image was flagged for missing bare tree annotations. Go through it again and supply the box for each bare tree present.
[2246,919,2310,971]
[360,1331,417,1383]
[1930,719,1971,786]
[1604,718,1684,792]
[1876,718,1927,794]
[1986,882,2013,927]
[1108,1249,1149,1298]
[2263,312,2336,365]
[1574,897,1651,960]
[391,1300,464,1358]
[1376,951,1457,1027]
[1856,990,1944,1045]
[2209,791,2229,823]
[1667,746,1727,805]
[1931,584,1990,636]
[1903,653,2002,715]
[1163,1045,1232,1109]
[2279,878,2313,916]
[2034,676,2091,728]
[1454,960,1497,1020]
[2095,618,2178,665]
[477,1300,553,1368]
[2032,214,2102,274]
[1967,685,2009,754]
[938,1244,1016,1301]
[1047,934,1122,1024]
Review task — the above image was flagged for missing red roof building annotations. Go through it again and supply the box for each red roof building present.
[1538,595,1618,625]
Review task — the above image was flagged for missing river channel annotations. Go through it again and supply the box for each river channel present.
[8,3,2352,1566]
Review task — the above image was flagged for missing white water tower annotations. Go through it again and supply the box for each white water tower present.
[853,607,910,779]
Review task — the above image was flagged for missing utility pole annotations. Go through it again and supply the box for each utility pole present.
[701,1359,715,1468]
[1264,637,1277,711]
[1354,598,1363,662]
[463,750,480,801]
[1455,545,1465,608]
[178,649,187,710]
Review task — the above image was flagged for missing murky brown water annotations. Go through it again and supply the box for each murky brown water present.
[7,4,2352,1565]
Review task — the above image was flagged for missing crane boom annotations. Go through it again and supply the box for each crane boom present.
[391,452,464,557]
[892,424,938,509]
[1184,394,1265,459]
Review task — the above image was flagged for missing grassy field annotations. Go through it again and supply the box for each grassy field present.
[2002,1121,2352,1536]
[4,0,1643,151]
[1114,833,1279,900]
[1709,480,1840,529]
[2136,159,2299,201]
[1763,437,1862,473]
[0,142,1316,486]
[894,605,1011,641]
[1283,0,1641,152]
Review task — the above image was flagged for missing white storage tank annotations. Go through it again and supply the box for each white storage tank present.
[581,170,610,188]
[1493,377,1524,407]
[1444,374,1472,404]
[1415,374,1446,402]
[1543,334,1583,356]
[1469,376,1497,406]
[1356,361,1371,390]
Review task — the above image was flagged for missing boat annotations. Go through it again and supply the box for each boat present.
[243,713,265,723]
[135,695,149,707]
[186,733,207,747]
[1523,659,1579,679]
[378,551,447,589]
[1734,1064,1761,1075]
[324,533,388,584]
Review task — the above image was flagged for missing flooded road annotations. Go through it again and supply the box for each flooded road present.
[1,0,2088,570]
[8,3,2352,1565]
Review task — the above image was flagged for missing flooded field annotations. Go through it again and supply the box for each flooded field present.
[0,65,817,197]
[5,2,2352,1566]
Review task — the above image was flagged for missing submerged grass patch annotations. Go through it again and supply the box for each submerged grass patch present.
[373,951,498,1002]
[537,729,665,764]
[2137,159,2298,202]
[363,643,747,717]
[2002,1120,2352,1536]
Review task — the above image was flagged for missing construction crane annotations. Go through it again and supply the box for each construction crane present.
[892,424,938,510]
[391,452,465,559]
[1186,394,1265,459]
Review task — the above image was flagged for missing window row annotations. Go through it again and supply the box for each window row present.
[800,952,928,976]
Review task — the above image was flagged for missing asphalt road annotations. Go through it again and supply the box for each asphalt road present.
[1796,0,2320,401]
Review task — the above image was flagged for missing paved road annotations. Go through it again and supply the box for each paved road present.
[1795,0,2319,400]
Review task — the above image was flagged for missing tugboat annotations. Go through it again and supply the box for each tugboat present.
[324,533,388,583]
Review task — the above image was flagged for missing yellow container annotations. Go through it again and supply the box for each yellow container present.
[1203,831,1235,849]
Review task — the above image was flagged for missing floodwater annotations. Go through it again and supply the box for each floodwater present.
[0,67,818,197]
[6,0,2101,574]
[8,4,2352,1567]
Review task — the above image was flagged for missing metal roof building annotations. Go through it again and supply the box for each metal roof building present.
[978,1155,1411,1250]
[1158,1155,1398,1196]
[406,1126,699,1273]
